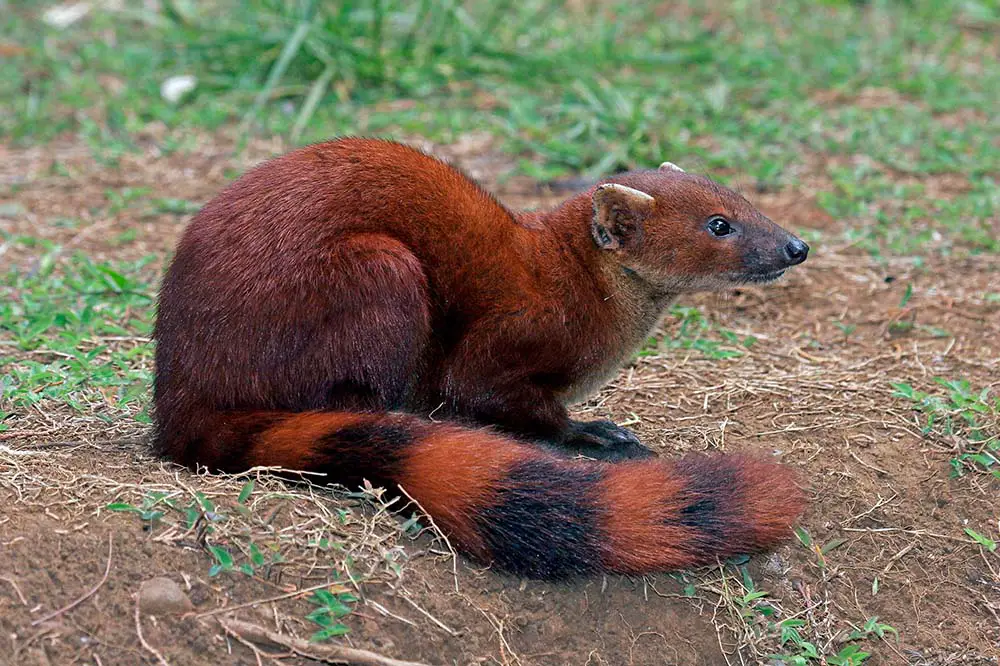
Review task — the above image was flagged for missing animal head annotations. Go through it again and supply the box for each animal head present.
[590,162,808,292]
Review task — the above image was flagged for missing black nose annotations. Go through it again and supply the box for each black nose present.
[782,238,809,266]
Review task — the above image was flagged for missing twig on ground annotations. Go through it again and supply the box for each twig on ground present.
[1,575,28,605]
[847,449,890,476]
[366,599,417,627]
[135,594,171,666]
[881,542,917,574]
[220,619,273,666]
[31,533,113,626]
[399,593,458,636]
[841,493,898,525]
[461,594,520,666]
[217,617,433,666]
[195,580,349,620]
[843,526,975,544]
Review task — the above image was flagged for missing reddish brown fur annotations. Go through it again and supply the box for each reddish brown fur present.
[154,138,808,578]
[396,429,545,558]
[245,412,367,468]
[597,462,705,572]
[598,456,805,573]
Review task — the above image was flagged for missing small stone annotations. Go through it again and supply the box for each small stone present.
[138,577,193,615]
[762,552,790,577]
[160,75,197,105]
[42,2,91,29]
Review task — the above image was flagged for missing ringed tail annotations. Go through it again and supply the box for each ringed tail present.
[172,410,805,579]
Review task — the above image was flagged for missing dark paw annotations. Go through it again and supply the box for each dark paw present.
[561,419,655,462]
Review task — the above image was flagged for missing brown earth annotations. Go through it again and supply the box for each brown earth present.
[1,131,998,665]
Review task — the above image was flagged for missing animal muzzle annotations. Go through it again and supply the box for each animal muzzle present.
[780,237,809,267]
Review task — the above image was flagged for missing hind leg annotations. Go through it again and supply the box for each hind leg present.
[153,231,430,471]
[252,233,432,413]
[319,234,431,410]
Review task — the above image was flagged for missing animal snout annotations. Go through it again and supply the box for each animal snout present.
[781,237,809,266]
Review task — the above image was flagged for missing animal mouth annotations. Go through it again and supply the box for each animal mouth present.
[739,269,786,284]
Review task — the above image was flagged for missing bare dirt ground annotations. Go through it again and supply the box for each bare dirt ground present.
[1,132,998,665]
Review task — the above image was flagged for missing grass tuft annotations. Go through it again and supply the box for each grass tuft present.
[1,247,157,421]
[891,378,999,479]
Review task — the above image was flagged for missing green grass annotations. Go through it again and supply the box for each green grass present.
[110,482,289,577]
[687,546,899,665]
[0,245,157,426]
[4,1,998,257]
[766,529,899,665]
[306,587,360,642]
[818,166,999,256]
[891,378,1000,479]
[639,304,758,361]
[4,1,999,180]
[107,478,368,641]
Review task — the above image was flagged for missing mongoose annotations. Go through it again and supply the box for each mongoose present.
[153,138,809,579]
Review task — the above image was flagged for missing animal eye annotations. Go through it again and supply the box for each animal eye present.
[707,216,733,237]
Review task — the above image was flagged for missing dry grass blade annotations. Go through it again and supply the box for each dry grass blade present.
[31,533,113,626]
[217,618,433,666]
[195,580,350,620]
[0,576,27,606]
[135,594,171,666]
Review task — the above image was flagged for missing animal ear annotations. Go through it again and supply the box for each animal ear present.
[658,161,685,173]
[591,184,655,251]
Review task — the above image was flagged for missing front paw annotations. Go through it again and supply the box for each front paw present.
[562,419,655,461]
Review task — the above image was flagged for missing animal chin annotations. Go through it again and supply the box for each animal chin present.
[739,269,786,284]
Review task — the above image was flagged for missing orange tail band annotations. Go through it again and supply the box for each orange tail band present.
[206,410,804,579]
